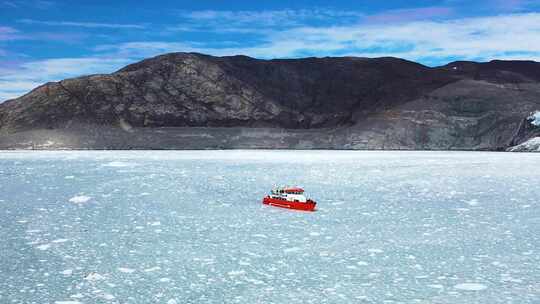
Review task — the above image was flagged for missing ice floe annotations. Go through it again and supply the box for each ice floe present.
[465,199,479,206]
[84,272,106,281]
[284,247,301,253]
[117,267,136,273]
[102,161,136,167]
[227,270,246,276]
[36,243,51,250]
[69,195,92,204]
[454,283,488,291]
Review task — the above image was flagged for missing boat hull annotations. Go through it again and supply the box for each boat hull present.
[262,196,316,211]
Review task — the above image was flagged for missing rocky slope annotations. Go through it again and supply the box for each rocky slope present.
[0,52,539,150]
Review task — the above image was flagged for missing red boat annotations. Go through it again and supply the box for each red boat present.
[262,186,317,211]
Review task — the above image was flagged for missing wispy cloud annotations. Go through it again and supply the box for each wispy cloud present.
[32,0,55,9]
[169,9,364,32]
[363,7,455,23]
[494,0,527,11]
[0,26,85,43]
[94,41,197,59]
[179,9,364,24]
[0,26,18,40]
[1,1,18,8]
[444,0,538,13]
[18,19,146,29]
[0,57,130,101]
[486,0,538,11]
[103,12,540,63]
[169,7,456,33]
[1,0,55,9]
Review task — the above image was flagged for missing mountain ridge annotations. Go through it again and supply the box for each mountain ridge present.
[1,52,539,150]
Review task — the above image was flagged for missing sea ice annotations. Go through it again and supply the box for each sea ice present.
[117,267,136,273]
[100,293,115,300]
[68,195,92,204]
[1,150,539,304]
[102,161,135,167]
[454,283,488,291]
[465,199,479,206]
[84,273,105,281]
[284,247,301,253]
[36,244,51,250]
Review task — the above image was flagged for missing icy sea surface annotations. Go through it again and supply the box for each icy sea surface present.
[0,150,539,304]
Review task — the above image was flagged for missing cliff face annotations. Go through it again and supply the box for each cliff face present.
[0,52,539,150]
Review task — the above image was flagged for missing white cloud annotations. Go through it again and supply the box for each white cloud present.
[100,13,540,62]
[179,9,364,24]
[1,0,55,9]
[0,57,130,101]
[169,9,365,33]
[18,19,146,29]
[0,26,18,40]
[94,42,198,58]
[305,12,540,62]
[362,6,454,23]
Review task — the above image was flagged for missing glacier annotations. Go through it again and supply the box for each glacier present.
[529,111,540,126]
[0,150,539,303]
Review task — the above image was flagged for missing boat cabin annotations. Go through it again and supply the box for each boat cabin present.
[272,187,304,195]
[270,186,307,203]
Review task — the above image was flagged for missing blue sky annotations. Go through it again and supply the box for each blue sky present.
[1,0,540,101]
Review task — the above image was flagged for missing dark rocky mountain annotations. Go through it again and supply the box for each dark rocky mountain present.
[0,52,539,150]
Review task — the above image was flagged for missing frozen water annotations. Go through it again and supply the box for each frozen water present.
[454,283,488,291]
[1,150,539,303]
[117,267,136,273]
[68,195,92,204]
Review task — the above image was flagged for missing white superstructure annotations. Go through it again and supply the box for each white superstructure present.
[271,186,308,203]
